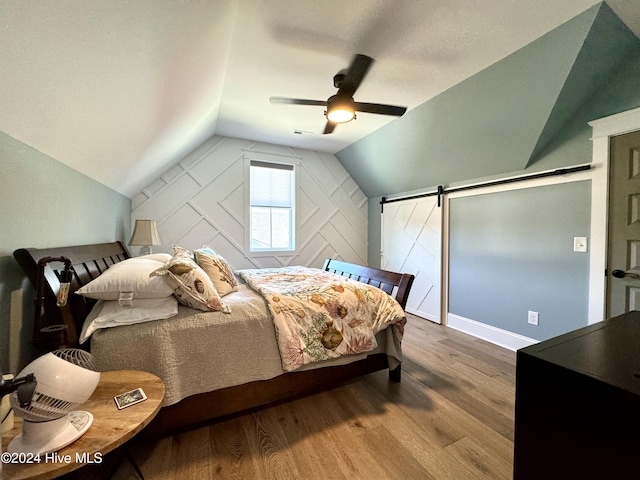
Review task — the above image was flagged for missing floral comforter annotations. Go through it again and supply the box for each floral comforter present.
[236,266,407,372]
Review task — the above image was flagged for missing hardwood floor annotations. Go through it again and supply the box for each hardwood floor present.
[113,314,516,479]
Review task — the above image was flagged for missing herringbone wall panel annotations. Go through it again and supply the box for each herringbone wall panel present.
[131,136,367,269]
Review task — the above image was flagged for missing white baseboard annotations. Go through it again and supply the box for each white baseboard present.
[406,307,441,324]
[447,313,538,351]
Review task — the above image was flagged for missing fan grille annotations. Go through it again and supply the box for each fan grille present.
[52,348,99,372]
[14,392,77,422]
[9,349,99,422]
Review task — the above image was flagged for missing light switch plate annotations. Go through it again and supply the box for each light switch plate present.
[573,237,588,252]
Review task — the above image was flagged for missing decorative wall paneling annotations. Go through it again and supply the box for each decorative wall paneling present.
[131,136,368,269]
[381,197,442,323]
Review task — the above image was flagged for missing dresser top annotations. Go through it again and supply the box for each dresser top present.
[519,311,640,395]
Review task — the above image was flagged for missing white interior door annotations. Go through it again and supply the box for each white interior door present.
[382,197,442,323]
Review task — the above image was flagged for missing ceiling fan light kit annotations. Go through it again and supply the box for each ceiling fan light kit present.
[270,54,406,134]
[325,95,356,123]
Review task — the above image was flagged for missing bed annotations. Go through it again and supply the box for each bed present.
[13,241,414,436]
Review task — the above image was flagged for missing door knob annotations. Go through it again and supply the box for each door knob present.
[612,269,640,279]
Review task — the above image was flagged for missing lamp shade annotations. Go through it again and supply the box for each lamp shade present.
[129,219,162,247]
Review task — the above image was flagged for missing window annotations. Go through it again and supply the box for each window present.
[249,160,295,251]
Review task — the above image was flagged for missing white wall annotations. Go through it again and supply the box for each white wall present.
[131,136,368,269]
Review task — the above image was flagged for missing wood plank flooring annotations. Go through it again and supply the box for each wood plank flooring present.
[113,314,516,479]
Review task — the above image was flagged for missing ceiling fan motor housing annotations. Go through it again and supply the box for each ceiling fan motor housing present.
[333,70,347,88]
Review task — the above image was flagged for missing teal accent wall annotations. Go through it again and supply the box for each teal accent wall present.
[448,182,591,340]
[0,131,130,373]
[338,4,613,198]
[528,3,640,165]
[340,3,640,200]
[359,3,640,340]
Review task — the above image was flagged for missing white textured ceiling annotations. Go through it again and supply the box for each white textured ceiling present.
[1,0,638,198]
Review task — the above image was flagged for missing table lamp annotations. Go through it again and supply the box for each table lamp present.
[128,219,162,255]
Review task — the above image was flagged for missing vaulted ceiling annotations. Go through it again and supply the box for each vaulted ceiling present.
[1,1,639,198]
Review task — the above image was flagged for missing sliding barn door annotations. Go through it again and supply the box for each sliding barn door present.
[382,197,442,323]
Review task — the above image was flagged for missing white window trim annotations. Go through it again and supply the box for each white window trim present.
[244,154,301,257]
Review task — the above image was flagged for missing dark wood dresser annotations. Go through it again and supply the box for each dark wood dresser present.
[513,311,640,480]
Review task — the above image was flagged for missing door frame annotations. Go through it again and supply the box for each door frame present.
[589,106,640,323]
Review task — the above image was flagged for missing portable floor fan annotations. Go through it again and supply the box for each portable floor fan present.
[7,348,100,455]
[270,54,407,134]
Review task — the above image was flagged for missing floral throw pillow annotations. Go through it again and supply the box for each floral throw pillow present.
[152,255,230,313]
[194,249,238,297]
[172,244,194,259]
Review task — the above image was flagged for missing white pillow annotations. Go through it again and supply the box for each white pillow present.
[76,258,173,300]
[79,297,179,343]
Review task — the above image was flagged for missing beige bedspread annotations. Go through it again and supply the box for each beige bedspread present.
[89,283,403,406]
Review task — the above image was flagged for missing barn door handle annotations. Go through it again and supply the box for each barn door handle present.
[612,269,640,279]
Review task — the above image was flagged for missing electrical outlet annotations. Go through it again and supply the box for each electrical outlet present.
[528,311,539,326]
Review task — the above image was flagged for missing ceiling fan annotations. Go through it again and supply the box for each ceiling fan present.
[270,54,407,134]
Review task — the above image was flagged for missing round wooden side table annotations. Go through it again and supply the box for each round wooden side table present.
[1,370,164,480]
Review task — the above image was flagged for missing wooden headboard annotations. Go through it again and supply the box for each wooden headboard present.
[322,258,414,310]
[13,241,131,346]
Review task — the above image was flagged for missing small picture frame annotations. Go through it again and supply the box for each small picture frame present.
[114,387,147,409]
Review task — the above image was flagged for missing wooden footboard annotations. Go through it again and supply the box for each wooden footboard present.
[13,244,414,436]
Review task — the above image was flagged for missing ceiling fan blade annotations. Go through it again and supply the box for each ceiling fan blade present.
[323,121,337,134]
[354,102,407,117]
[338,54,373,98]
[270,96,327,107]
